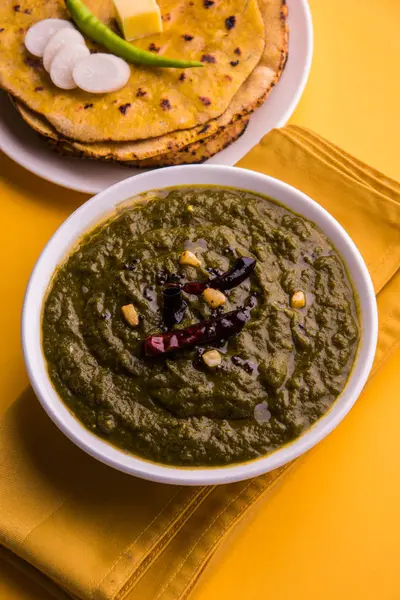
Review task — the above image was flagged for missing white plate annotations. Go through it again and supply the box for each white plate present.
[0,0,313,194]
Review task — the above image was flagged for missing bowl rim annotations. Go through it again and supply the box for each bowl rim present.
[22,165,378,485]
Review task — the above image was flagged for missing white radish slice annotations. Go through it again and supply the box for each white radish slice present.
[43,28,85,72]
[50,44,91,90]
[24,19,75,58]
[73,54,131,94]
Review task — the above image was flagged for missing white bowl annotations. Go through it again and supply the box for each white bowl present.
[22,166,378,485]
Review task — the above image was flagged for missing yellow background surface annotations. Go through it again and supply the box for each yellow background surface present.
[1,0,400,598]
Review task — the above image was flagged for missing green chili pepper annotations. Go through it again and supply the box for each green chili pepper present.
[64,0,204,69]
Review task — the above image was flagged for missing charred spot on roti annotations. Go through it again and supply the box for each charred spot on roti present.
[118,103,131,115]
[108,18,119,33]
[178,73,186,82]
[34,86,43,92]
[24,56,43,70]
[162,12,171,21]
[201,54,216,64]
[13,5,20,11]
[198,124,210,134]
[84,103,94,109]
[204,0,215,7]
[160,98,172,110]
[234,47,241,55]
[225,16,236,30]
[148,42,160,53]
[281,49,289,70]
[136,87,147,97]
[199,96,211,106]
[230,60,239,67]
[182,34,194,41]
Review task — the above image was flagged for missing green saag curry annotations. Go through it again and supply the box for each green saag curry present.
[42,187,359,467]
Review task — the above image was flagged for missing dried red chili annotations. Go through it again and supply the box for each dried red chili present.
[144,308,250,357]
[183,257,256,295]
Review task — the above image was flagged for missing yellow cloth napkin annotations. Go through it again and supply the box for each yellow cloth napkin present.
[1,125,400,600]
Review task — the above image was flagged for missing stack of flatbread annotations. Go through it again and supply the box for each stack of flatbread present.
[0,0,288,167]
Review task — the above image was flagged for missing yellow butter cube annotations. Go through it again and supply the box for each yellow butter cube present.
[114,0,163,42]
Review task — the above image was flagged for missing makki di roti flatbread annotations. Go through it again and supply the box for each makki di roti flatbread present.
[129,117,249,166]
[8,0,288,165]
[0,0,265,142]
[12,63,274,161]
[43,116,249,166]
[2,0,288,166]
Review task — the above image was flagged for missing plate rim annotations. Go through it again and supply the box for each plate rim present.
[275,0,313,129]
